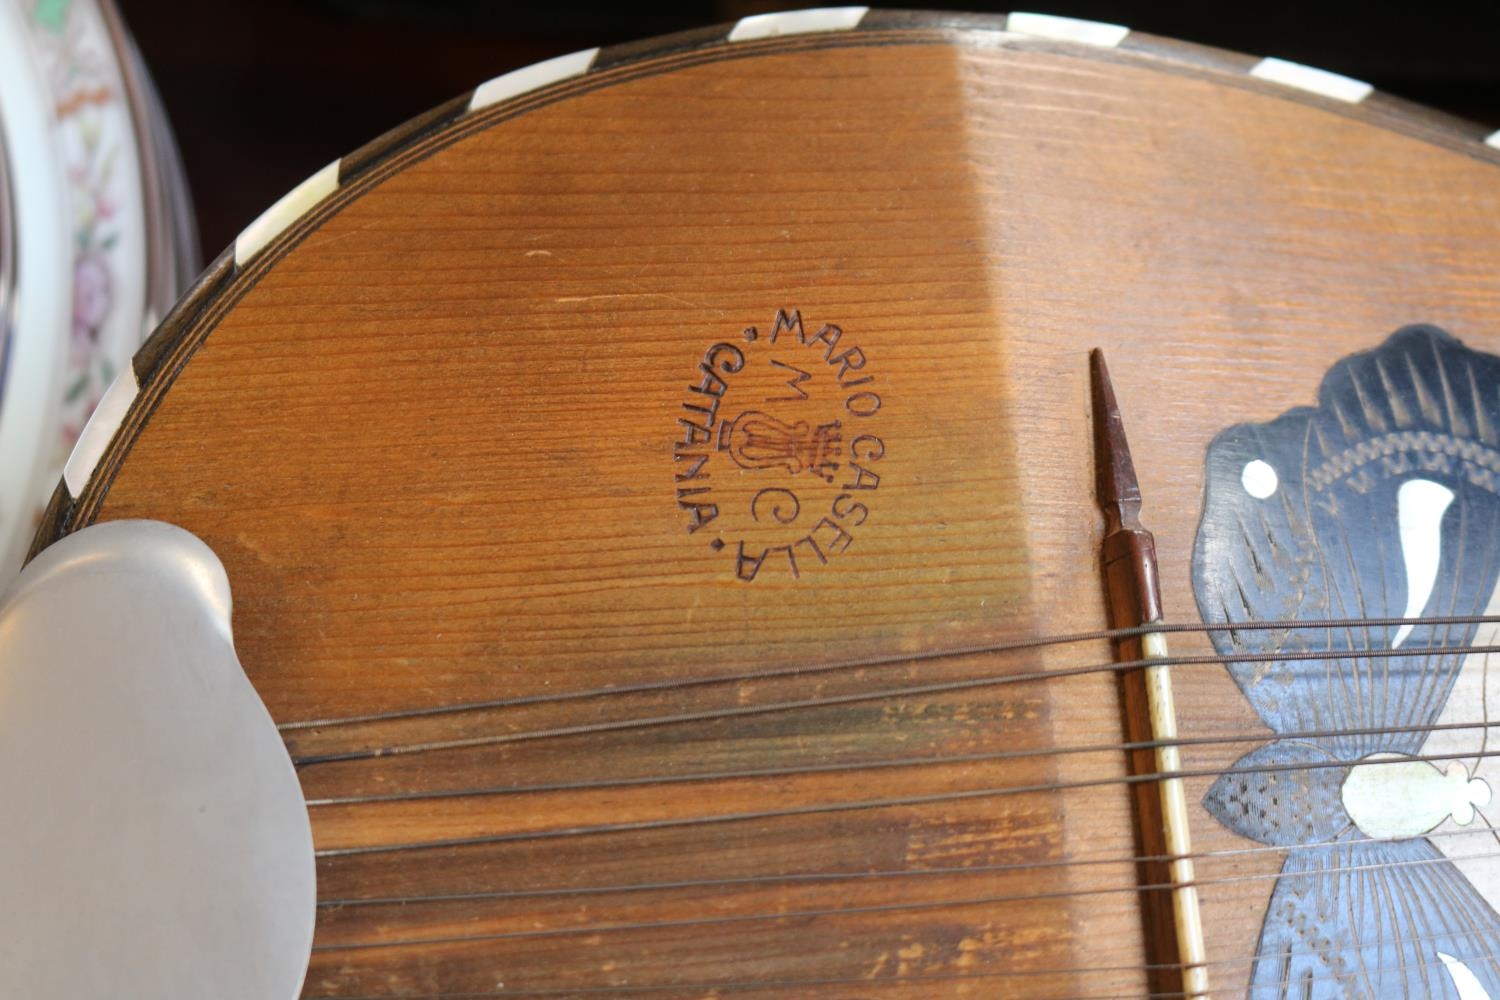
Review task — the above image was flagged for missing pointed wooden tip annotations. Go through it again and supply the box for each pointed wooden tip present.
[1090,349,1142,530]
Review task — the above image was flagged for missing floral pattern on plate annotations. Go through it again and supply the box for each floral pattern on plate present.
[26,0,147,480]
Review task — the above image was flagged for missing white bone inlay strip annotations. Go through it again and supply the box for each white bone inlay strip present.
[1486,131,1500,151]
[1139,630,1211,997]
[728,7,868,42]
[1005,12,1128,47]
[62,364,140,498]
[468,48,600,113]
[233,159,340,267]
[1249,57,1373,104]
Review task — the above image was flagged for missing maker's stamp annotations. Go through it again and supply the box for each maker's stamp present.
[672,309,884,580]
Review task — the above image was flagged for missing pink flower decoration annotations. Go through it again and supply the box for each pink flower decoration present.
[69,251,112,366]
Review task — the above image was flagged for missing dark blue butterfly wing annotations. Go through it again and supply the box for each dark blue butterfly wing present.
[1250,839,1500,999]
[1201,740,1350,846]
[1193,325,1500,760]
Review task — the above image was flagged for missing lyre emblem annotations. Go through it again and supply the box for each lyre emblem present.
[720,410,842,482]
[1192,326,1500,998]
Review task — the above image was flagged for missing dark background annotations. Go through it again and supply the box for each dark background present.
[116,0,1500,264]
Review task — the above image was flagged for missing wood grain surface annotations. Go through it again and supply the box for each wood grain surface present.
[34,15,1500,998]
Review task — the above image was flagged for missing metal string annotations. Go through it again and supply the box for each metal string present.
[291,637,1500,768]
[305,717,1499,808]
[313,844,1500,951]
[313,980,1162,1000]
[279,613,1500,734]
[323,993,1159,1000]
[312,745,1500,858]
[308,829,1500,990]
[297,614,1500,990]
[315,823,1500,909]
[309,923,1500,998]
[305,937,1500,998]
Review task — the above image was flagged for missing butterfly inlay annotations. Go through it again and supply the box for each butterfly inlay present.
[1192,325,1500,998]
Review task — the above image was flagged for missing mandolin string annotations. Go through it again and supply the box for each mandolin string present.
[313,946,1489,1000]
[310,926,1500,997]
[319,978,1175,1000]
[310,905,1500,1000]
[486,995,1204,1000]
[276,622,1157,731]
[300,644,1500,863]
[290,639,1500,767]
[312,744,1500,858]
[306,716,1498,807]
[316,823,1500,908]
[357,994,1168,1000]
[310,832,1500,987]
[295,615,1500,988]
[312,820,1500,989]
[312,799,1500,985]
[316,822,1500,919]
[316,935,1500,995]
[313,845,1500,952]
[277,612,1500,732]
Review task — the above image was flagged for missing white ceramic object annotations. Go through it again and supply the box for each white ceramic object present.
[0,0,71,579]
[0,519,316,998]
[0,0,196,580]
[0,125,13,367]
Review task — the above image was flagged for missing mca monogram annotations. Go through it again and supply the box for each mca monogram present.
[672,309,885,581]
[724,411,843,482]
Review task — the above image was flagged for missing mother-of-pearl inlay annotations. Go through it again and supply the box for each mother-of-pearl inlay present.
[1240,458,1278,499]
[1393,478,1456,648]
[1440,952,1496,1000]
[1341,753,1489,840]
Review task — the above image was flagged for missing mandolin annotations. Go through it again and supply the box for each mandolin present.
[22,8,1500,997]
